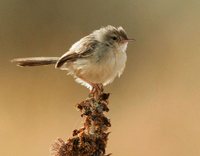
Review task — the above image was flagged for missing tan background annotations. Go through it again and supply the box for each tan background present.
[1,0,200,156]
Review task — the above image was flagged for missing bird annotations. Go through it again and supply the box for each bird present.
[11,25,134,96]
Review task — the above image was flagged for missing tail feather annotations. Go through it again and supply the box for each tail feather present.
[11,57,59,67]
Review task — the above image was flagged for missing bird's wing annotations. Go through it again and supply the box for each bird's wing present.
[56,36,98,68]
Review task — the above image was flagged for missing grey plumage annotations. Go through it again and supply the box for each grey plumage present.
[11,25,132,91]
[11,57,59,67]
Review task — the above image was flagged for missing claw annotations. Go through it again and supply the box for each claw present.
[90,83,103,99]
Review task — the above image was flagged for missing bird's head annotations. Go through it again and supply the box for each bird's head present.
[93,25,134,52]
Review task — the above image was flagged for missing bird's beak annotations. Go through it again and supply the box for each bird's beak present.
[121,38,136,43]
[127,38,136,42]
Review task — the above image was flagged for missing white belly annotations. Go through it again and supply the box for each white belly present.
[64,44,127,89]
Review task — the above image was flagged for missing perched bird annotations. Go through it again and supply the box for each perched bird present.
[12,25,134,95]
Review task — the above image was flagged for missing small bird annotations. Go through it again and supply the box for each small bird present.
[12,25,133,95]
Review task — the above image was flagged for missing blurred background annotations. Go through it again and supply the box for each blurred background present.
[0,0,200,155]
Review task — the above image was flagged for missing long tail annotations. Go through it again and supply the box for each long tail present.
[11,57,59,67]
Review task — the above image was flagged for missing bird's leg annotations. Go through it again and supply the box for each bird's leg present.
[76,76,103,99]
[90,83,104,99]
[97,83,103,93]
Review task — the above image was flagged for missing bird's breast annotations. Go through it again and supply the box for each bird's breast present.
[70,45,127,86]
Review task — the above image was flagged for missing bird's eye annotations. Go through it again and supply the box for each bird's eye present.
[111,36,117,40]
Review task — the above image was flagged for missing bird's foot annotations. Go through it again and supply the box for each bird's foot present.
[89,83,104,99]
